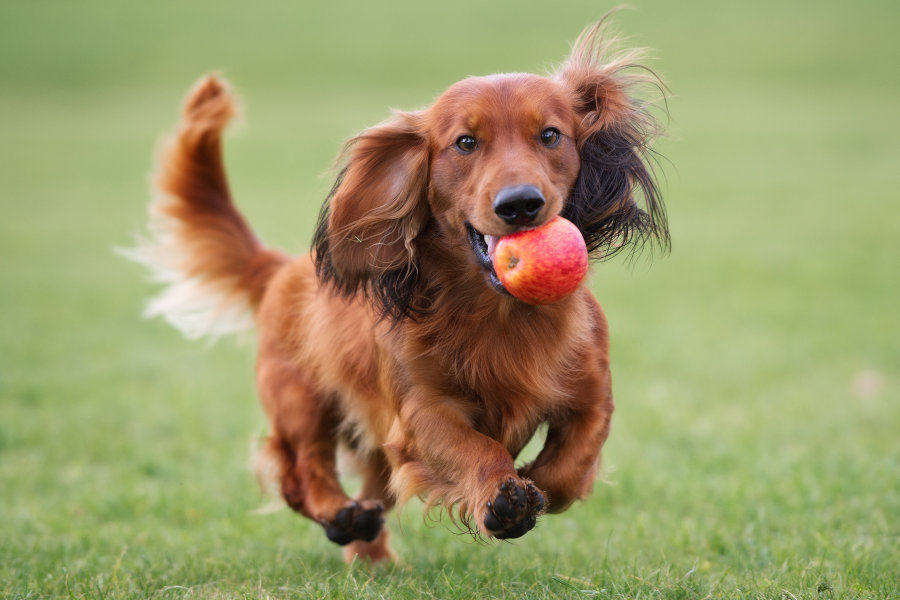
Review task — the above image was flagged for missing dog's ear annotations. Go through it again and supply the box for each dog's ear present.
[557,19,670,258]
[313,111,429,318]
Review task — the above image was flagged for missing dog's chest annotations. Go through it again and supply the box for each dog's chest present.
[431,327,581,449]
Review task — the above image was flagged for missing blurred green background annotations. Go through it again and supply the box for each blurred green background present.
[1,0,898,598]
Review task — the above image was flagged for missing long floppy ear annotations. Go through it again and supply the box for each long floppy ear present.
[313,111,429,318]
[557,18,670,259]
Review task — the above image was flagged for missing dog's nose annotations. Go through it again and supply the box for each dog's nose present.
[493,185,545,226]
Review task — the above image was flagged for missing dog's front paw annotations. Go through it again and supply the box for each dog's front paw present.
[483,478,546,540]
[322,500,384,546]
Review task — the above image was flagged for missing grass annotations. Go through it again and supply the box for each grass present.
[2,0,899,598]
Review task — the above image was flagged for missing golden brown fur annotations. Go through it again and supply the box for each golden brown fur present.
[133,20,668,563]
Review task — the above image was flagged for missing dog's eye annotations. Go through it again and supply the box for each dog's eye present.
[539,127,562,148]
[455,135,478,153]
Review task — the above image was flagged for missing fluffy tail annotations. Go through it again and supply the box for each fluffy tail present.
[127,76,288,339]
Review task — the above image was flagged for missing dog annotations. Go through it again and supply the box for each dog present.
[131,19,668,563]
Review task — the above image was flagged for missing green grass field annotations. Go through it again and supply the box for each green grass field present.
[2,0,898,598]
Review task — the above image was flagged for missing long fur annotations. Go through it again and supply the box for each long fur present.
[132,21,668,564]
[127,76,288,339]
[559,18,670,258]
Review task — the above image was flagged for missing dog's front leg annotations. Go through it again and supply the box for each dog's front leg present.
[391,390,546,540]
[518,370,614,513]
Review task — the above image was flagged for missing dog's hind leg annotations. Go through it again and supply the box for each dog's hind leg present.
[256,358,385,551]
[342,448,395,563]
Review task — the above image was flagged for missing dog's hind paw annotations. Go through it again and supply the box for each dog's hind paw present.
[483,478,546,540]
[322,500,384,546]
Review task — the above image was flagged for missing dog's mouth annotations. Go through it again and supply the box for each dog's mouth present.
[465,223,508,294]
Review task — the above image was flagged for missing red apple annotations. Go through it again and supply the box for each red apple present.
[491,216,588,305]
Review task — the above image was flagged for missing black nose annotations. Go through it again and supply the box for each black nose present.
[493,185,545,226]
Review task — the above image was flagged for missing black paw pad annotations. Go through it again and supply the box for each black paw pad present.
[323,501,384,546]
[483,478,545,540]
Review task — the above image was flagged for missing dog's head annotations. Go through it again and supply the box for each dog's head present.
[314,20,669,318]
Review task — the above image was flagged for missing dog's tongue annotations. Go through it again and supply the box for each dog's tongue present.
[485,234,499,258]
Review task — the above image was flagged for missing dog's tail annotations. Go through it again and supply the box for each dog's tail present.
[126,76,289,340]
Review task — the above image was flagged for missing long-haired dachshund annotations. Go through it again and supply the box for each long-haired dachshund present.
[131,20,668,562]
